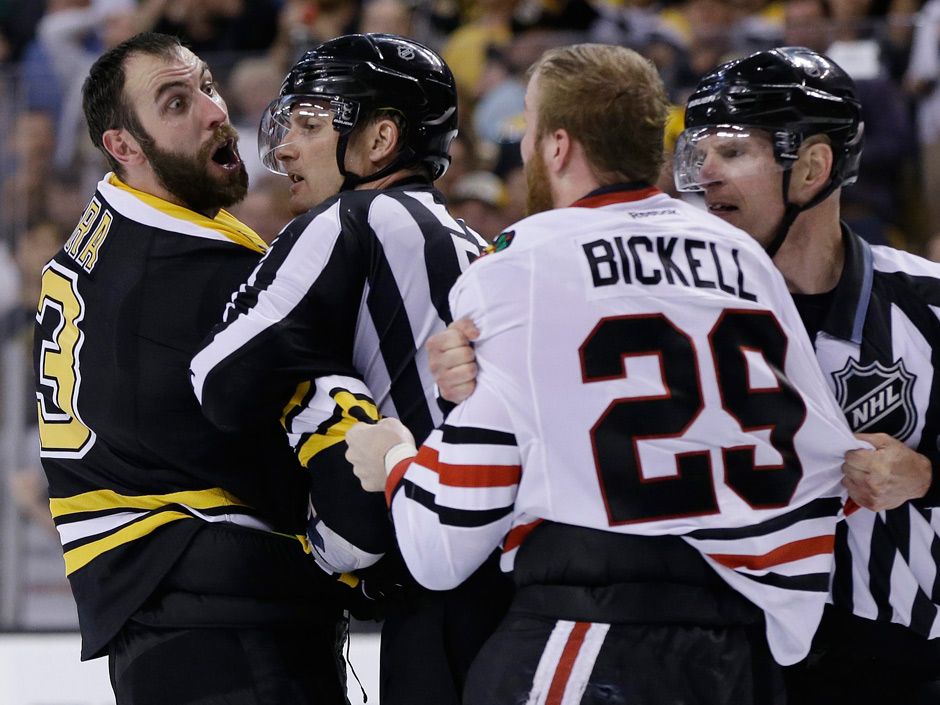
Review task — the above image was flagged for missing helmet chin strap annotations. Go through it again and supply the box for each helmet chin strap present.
[335,131,421,192]
[764,164,840,259]
[766,170,801,258]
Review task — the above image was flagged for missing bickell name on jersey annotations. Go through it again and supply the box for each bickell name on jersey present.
[581,231,757,302]
[35,174,323,660]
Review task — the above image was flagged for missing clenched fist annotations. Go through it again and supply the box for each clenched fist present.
[345,418,416,492]
[843,432,932,512]
[427,318,479,404]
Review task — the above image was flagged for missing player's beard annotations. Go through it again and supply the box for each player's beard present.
[140,125,249,214]
[524,145,553,216]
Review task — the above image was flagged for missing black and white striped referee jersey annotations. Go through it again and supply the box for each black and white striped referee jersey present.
[191,177,485,571]
[795,226,940,638]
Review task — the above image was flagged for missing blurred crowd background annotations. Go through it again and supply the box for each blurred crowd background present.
[2,0,940,631]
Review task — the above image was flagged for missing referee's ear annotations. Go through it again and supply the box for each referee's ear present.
[364,116,401,168]
[102,128,145,169]
[790,136,835,205]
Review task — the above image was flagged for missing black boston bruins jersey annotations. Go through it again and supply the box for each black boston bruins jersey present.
[794,225,940,638]
[35,174,312,659]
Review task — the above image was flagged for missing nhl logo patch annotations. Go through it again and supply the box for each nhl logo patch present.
[397,45,416,60]
[832,358,917,440]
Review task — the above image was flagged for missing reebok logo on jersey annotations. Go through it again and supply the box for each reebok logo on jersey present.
[832,358,917,440]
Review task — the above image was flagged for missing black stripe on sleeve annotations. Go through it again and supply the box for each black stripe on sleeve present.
[440,424,517,446]
[686,497,842,541]
[401,479,513,527]
[736,570,831,593]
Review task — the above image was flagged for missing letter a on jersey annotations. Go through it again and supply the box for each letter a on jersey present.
[832,359,917,440]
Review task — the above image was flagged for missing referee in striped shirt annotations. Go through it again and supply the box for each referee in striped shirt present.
[674,49,940,704]
[191,34,508,705]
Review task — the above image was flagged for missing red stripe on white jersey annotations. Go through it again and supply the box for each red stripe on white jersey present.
[707,534,835,570]
[503,518,543,553]
[526,620,610,705]
[385,456,413,508]
[417,446,522,487]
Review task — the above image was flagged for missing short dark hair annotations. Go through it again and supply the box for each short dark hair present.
[82,32,183,176]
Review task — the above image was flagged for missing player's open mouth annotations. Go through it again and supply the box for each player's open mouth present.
[211,139,241,170]
[707,202,737,213]
[289,173,304,183]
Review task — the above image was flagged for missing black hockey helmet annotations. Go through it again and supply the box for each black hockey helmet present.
[259,33,458,186]
[682,46,862,188]
[676,46,864,255]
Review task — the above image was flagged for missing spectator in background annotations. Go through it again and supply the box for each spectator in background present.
[448,170,508,242]
[590,0,669,49]
[228,173,293,244]
[472,31,569,153]
[473,44,526,150]
[786,0,915,246]
[0,236,20,343]
[270,0,360,69]
[226,54,285,185]
[149,0,280,54]
[925,232,940,263]
[785,0,836,51]
[359,0,414,36]
[500,162,527,225]
[442,0,517,99]
[1,110,57,230]
[907,0,940,240]
[37,0,141,172]
[0,0,46,64]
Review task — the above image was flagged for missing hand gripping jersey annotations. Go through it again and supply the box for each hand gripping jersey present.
[191,179,486,573]
[798,227,940,638]
[385,184,863,665]
[35,175,315,659]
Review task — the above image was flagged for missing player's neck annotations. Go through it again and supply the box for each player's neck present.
[773,208,844,295]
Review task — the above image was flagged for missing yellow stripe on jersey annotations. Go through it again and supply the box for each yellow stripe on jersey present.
[50,487,247,518]
[287,532,312,554]
[297,391,380,468]
[281,380,313,432]
[338,572,359,588]
[63,510,194,574]
[107,174,267,254]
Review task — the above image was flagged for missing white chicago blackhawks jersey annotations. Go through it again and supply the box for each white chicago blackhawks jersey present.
[386,185,863,666]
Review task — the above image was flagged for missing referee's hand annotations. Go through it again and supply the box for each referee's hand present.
[428,318,479,404]
[843,433,932,511]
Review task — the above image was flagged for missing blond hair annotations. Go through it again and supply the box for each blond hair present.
[529,44,669,184]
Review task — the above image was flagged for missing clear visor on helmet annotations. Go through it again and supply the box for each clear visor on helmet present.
[258,96,335,176]
[673,125,790,192]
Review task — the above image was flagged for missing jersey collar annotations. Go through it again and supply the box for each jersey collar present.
[571,181,661,209]
[813,223,873,345]
[108,174,267,254]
